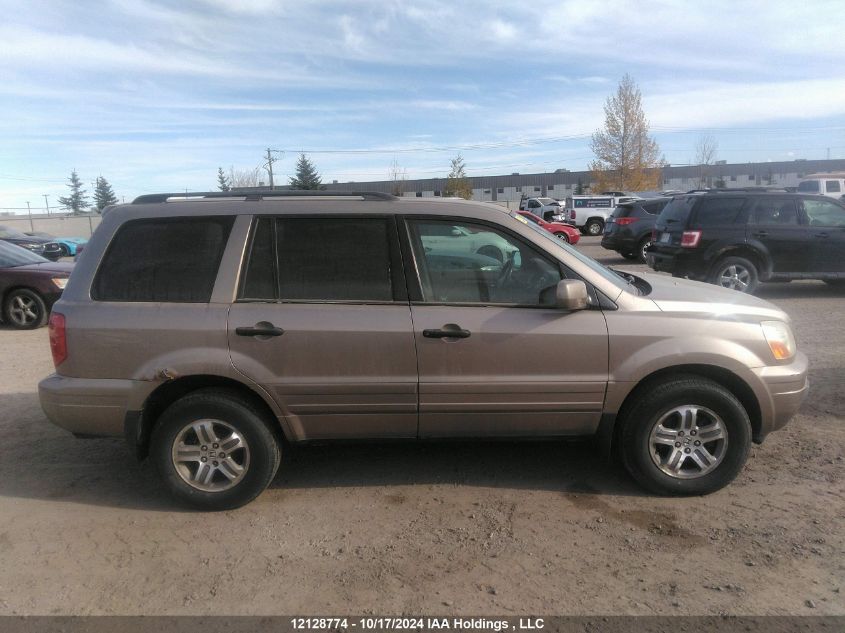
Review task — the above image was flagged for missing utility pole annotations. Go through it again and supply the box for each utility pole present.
[26,201,34,231]
[43,194,50,217]
[264,148,283,189]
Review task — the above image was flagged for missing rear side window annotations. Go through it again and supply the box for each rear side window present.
[797,180,820,193]
[826,180,841,193]
[693,198,746,226]
[93,216,233,302]
[750,198,799,225]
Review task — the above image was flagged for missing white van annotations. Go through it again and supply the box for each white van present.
[797,173,845,200]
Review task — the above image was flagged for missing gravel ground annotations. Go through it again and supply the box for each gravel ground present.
[0,237,842,616]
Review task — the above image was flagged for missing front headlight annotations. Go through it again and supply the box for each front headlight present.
[761,321,796,361]
[52,278,68,290]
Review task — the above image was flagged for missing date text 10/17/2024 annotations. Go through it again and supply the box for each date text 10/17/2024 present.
[290,618,546,631]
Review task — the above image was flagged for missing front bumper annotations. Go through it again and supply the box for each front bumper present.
[38,374,153,437]
[752,351,809,440]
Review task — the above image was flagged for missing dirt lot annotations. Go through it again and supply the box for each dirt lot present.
[0,237,842,616]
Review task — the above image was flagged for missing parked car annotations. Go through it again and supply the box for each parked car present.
[0,225,63,261]
[797,173,845,199]
[517,211,580,244]
[647,190,845,293]
[39,191,807,509]
[601,197,671,262]
[563,195,639,236]
[0,240,72,329]
[519,197,563,221]
[24,231,87,257]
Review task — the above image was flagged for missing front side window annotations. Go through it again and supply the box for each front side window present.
[802,199,845,227]
[93,216,234,302]
[408,219,562,305]
[750,198,799,225]
[826,180,841,193]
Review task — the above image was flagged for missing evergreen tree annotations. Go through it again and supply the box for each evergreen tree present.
[444,154,472,199]
[289,154,323,190]
[217,166,231,191]
[57,169,90,214]
[93,176,118,212]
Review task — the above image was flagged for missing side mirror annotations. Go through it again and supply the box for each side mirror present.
[541,279,589,310]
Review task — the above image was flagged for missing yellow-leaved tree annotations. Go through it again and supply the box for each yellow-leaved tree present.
[589,74,664,192]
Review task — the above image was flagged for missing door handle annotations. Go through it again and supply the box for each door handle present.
[235,323,285,337]
[752,231,768,238]
[423,327,471,339]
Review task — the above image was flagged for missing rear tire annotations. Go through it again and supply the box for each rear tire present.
[3,288,48,329]
[637,236,653,263]
[709,256,759,294]
[151,389,281,510]
[619,376,751,496]
[584,219,604,236]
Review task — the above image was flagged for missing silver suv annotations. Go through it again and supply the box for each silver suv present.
[39,191,808,510]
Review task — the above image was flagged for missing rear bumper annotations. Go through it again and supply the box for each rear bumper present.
[752,351,810,440]
[38,374,152,437]
[646,248,706,279]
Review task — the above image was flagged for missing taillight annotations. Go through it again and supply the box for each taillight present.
[681,230,702,248]
[615,217,639,225]
[48,312,67,367]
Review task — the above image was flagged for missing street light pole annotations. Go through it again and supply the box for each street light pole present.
[26,201,34,231]
[43,194,50,217]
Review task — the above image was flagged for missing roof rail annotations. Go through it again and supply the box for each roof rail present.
[132,190,397,204]
[684,187,788,194]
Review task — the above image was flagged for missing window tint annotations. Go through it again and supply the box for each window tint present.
[642,200,668,215]
[656,197,696,227]
[409,219,562,305]
[751,198,799,225]
[93,217,233,302]
[276,218,393,301]
[797,180,820,193]
[826,180,841,193]
[241,217,276,299]
[803,199,845,227]
[693,198,746,226]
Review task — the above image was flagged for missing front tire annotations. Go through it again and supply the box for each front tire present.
[151,389,281,510]
[619,376,751,495]
[553,231,571,244]
[709,256,759,294]
[3,288,48,329]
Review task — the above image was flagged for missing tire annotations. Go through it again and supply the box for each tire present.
[637,236,653,263]
[621,252,639,260]
[584,219,604,236]
[58,244,70,257]
[151,389,281,510]
[619,376,751,496]
[709,256,759,294]
[553,231,571,244]
[3,288,48,329]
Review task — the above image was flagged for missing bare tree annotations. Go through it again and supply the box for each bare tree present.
[589,74,662,192]
[694,135,719,188]
[228,166,263,188]
[388,157,407,196]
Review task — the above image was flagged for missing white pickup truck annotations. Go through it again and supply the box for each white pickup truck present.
[519,197,564,221]
[564,195,638,235]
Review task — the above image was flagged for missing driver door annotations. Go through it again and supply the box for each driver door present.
[403,217,609,438]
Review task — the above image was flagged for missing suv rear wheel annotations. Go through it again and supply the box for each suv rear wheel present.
[583,218,604,236]
[709,256,759,293]
[619,376,751,495]
[151,389,281,510]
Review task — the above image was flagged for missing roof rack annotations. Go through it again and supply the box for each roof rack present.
[132,190,397,204]
[684,187,789,194]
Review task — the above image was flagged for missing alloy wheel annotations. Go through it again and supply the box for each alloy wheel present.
[171,419,251,492]
[9,294,41,326]
[717,264,751,291]
[648,405,728,479]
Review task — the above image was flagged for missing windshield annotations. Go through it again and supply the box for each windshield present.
[537,198,556,205]
[510,211,628,292]
[0,225,28,239]
[797,180,820,193]
[0,239,49,267]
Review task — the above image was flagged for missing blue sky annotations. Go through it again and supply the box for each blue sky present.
[1,0,844,211]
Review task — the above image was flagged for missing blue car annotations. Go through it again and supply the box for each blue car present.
[25,232,87,257]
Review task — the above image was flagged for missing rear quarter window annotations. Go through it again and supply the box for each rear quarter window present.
[92,216,234,302]
[692,198,747,226]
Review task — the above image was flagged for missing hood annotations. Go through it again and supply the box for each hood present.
[8,261,74,275]
[2,235,53,245]
[636,271,789,322]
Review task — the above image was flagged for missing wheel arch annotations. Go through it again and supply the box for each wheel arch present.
[709,245,771,279]
[129,374,287,460]
[601,364,763,461]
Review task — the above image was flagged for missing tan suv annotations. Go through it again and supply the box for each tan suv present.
[39,191,808,510]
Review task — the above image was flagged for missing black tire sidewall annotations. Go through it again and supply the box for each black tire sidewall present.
[151,393,281,510]
[710,256,759,293]
[586,220,604,235]
[3,288,47,329]
[621,379,752,495]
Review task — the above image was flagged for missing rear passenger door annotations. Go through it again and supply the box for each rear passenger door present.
[800,198,845,273]
[747,197,811,274]
[227,215,419,440]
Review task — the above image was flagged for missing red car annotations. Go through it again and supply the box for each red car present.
[0,240,72,329]
[517,211,581,244]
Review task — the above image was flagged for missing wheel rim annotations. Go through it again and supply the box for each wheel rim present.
[648,405,728,479]
[555,232,570,243]
[640,240,652,261]
[9,294,40,326]
[171,419,251,492]
[587,222,602,235]
[717,264,751,291]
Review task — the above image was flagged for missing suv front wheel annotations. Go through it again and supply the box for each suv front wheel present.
[709,256,759,293]
[619,376,752,495]
[151,389,281,510]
